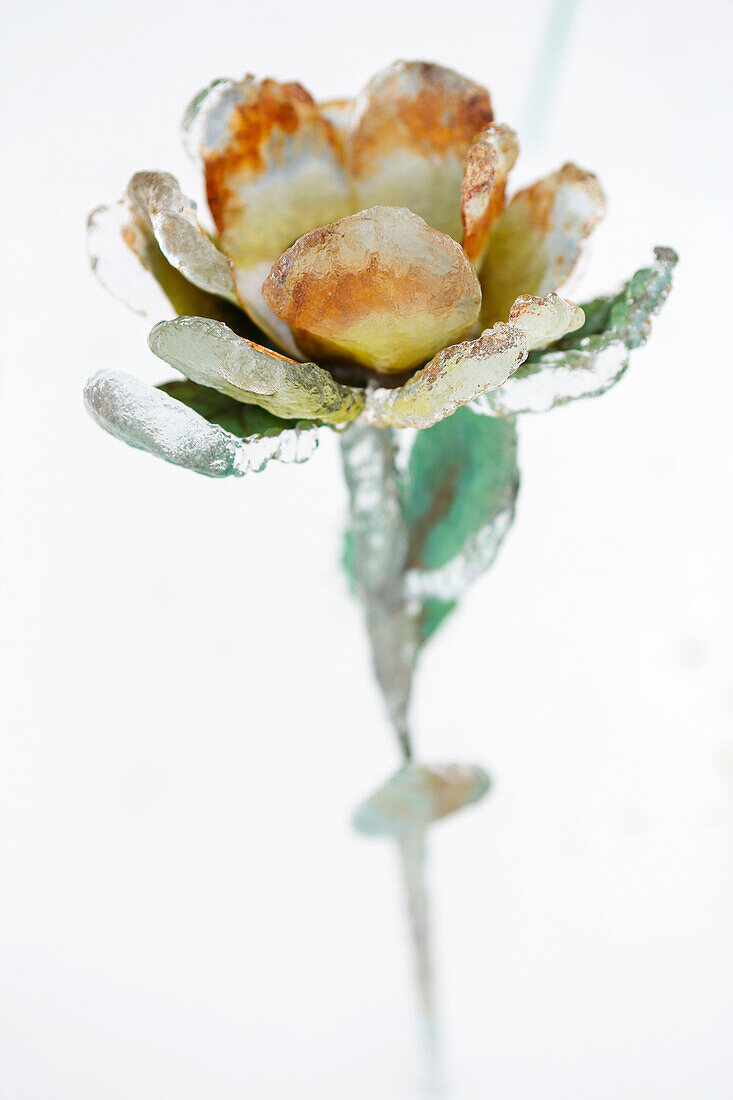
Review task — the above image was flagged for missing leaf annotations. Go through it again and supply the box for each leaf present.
[399,405,519,636]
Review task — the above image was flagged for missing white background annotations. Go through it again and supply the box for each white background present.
[2,0,732,1096]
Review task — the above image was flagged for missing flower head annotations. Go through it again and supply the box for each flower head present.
[85,59,674,476]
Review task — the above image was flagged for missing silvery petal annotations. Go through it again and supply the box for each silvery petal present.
[126,171,238,304]
[83,370,318,477]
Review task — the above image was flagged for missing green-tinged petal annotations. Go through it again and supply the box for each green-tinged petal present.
[148,316,365,424]
[401,407,519,607]
[473,247,678,416]
[353,763,490,837]
[83,370,318,477]
[367,292,582,429]
[347,61,494,240]
[480,163,606,327]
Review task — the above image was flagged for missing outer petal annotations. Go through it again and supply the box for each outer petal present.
[353,764,490,837]
[148,316,365,424]
[83,370,318,477]
[346,60,494,239]
[367,292,583,429]
[473,246,678,416]
[262,206,481,374]
[126,172,238,304]
[461,124,519,269]
[183,76,352,355]
[480,163,606,327]
[87,187,254,335]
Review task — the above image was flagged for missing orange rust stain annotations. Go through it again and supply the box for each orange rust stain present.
[202,79,341,241]
[461,141,508,260]
[349,62,493,178]
[262,220,475,336]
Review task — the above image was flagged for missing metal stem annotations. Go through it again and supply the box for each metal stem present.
[340,419,441,1090]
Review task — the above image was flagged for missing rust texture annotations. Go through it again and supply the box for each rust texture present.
[348,61,493,179]
[203,79,343,242]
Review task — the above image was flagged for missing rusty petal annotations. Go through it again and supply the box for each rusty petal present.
[184,75,352,270]
[347,60,494,239]
[262,206,481,374]
[480,163,607,327]
[367,291,583,429]
[461,124,519,270]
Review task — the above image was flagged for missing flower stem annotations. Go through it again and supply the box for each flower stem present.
[339,418,418,760]
[340,419,441,1091]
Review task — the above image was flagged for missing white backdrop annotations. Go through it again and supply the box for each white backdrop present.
[2,0,732,1096]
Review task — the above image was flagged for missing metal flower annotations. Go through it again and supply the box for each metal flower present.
[85,59,666,471]
[84,60,677,1064]
[84,47,677,865]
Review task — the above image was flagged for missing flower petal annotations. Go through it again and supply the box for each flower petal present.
[87,192,255,335]
[473,247,678,415]
[353,763,490,837]
[346,61,494,239]
[183,76,353,355]
[480,163,606,326]
[460,124,519,269]
[367,291,583,428]
[126,171,238,304]
[262,206,481,374]
[83,370,318,477]
[148,316,365,424]
[184,76,352,269]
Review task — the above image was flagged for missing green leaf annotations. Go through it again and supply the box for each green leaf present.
[399,406,519,639]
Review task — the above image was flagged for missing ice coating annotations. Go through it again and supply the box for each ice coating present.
[84,370,318,477]
[473,247,678,416]
[148,316,365,424]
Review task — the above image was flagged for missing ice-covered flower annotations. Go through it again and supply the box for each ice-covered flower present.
[85,60,675,479]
